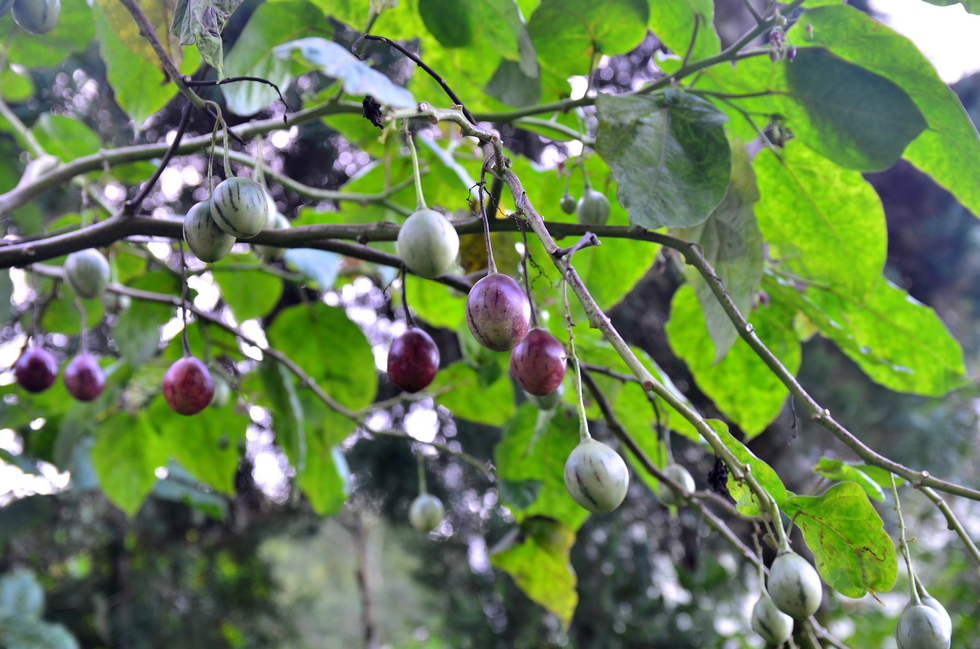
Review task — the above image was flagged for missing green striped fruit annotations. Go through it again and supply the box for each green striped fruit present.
[254,213,290,259]
[751,591,794,646]
[397,208,459,279]
[409,494,445,532]
[184,200,236,263]
[210,177,269,239]
[658,463,695,507]
[563,438,629,514]
[768,552,823,619]
[918,595,952,638]
[576,189,610,226]
[64,249,110,299]
[897,604,951,649]
[560,193,576,214]
[12,0,58,34]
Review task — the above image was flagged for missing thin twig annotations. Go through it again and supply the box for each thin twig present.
[184,75,290,118]
[123,100,193,216]
[554,232,600,259]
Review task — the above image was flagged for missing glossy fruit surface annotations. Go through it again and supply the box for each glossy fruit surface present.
[563,438,629,514]
[919,595,952,637]
[576,188,610,226]
[896,604,951,649]
[210,177,268,239]
[560,193,577,214]
[162,357,214,416]
[64,354,106,402]
[12,0,59,34]
[658,463,695,507]
[751,591,794,646]
[768,552,823,619]
[465,273,531,352]
[409,494,445,532]
[15,347,57,393]
[254,212,290,259]
[510,328,565,396]
[387,328,440,393]
[526,382,563,410]
[396,208,460,279]
[184,200,236,263]
[64,249,110,299]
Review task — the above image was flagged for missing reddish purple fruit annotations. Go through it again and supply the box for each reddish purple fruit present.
[388,328,440,393]
[511,328,566,396]
[465,273,531,352]
[14,347,57,393]
[64,354,106,402]
[162,357,214,416]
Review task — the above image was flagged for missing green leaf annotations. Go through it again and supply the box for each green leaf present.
[170,0,245,78]
[673,142,762,361]
[0,1,95,68]
[790,5,980,217]
[648,0,720,63]
[32,115,101,163]
[40,288,103,337]
[596,89,731,229]
[419,0,474,48]
[211,259,283,322]
[274,37,415,108]
[267,303,377,409]
[764,274,968,396]
[91,411,168,516]
[259,357,306,474]
[754,141,886,303]
[0,66,34,103]
[404,275,467,330]
[113,300,171,368]
[666,285,800,438]
[153,471,229,520]
[784,482,898,598]
[300,429,350,516]
[708,419,787,516]
[485,59,541,107]
[475,0,535,73]
[921,0,980,11]
[812,458,885,502]
[150,396,246,496]
[432,362,516,427]
[222,2,331,116]
[527,0,648,78]
[283,248,341,290]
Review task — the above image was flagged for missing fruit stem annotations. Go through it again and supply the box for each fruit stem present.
[563,274,590,442]
[404,126,427,211]
[519,229,539,328]
[177,240,192,359]
[580,163,593,191]
[891,473,921,605]
[399,265,416,328]
[74,297,88,355]
[416,452,427,495]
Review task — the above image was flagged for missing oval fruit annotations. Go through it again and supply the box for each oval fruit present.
[896,604,950,649]
[64,249,110,299]
[102,291,131,315]
[465,273,531,352]
[184,200,236,263]
[64,354,106,402]
[751,591,794,646]
[409,493,445,532]
[767,552,823,619]
[576,189,610,226]
[162,357,214,416]
[387,328,440,393]
[563,438,630,514]
[560,193,577,214]
[526,382,564,410]
[210,177,269,239]
[658,463,695,507]
[254,212,290,259]
[12,0,59,34]
[919,595,952,638]
[510,328,565,396]
[396,208,460,279]
[15,346,57,393]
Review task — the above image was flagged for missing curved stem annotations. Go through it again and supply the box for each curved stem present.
[400,265,415,328]
[177,241,191,359]
[404,128,426,211]
[892,474,920,605]
[520,229,539,328]
[75,297,87,354]
[417,452,427,495]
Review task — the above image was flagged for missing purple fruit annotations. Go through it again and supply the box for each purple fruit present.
[465,273,531,352]
[510,328,566,396]
[162,357,214,416]
[388,328,440,393]
[64,354,106,401]
[14,347,57,393]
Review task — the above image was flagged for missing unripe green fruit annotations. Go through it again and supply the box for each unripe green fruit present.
[264,192,277,228]
[409,494,445,532]
[396,208,459,279]
[0,0,14,15]
[658,463,695,507]
[184,200,236,263]
[897,604,951,649]
[254,213,290,259]
[560,193,577,214]
[563,438,629,514]
[64,249,110,299]
[576,189,610,226]
[751,591,794,646]
[102,291,131,315]
[12,0,59,34]
[525,382,564,410]
[210,374,232,409]
[918,595,952,638]
[210,177,269,239]
[767,552,823,619]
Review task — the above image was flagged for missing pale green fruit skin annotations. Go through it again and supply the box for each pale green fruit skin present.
[210,177,269,239]
[64,249,110,299]
[254,213,290,259]
[897,604,951,649]
[526,382,564,410]
[264,192,278,228]
[751,591,794,646]
[210,375,232,409]
[101,291,130,315]
[184,201,236,263]
[409,494,445,532]
[767,552,823,619]
[658,463,695,507]
[919,595,952,638]
[12,0,58,34]
[396,208,460,279]
[563,438,629,514]
[576,189,610,226]
[560,193,577,214]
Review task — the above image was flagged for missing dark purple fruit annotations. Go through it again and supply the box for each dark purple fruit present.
[14,346,57,393]
[510,328,566,396]
[465,273,531,352]
[64,354,106,402]
[388,328,440,393]
[162,357,214,416]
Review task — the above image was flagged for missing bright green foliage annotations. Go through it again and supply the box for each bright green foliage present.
[431,362,516,427]
[212,257,284,322]
[91,412,169,516]
[709,419,787,516]
[812,458,886,502]
[648,0,720,64]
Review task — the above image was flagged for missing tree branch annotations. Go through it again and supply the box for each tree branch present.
[123,100,193,216]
